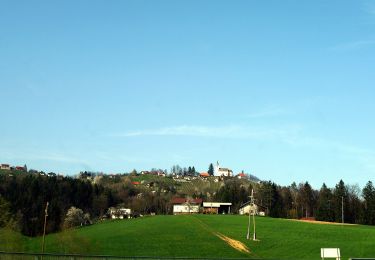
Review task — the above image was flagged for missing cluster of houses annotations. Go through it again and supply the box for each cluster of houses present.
[106,197,267,219]
[171,197,266,215]
[1,163,27,171]
[139,162,250,181]
[171,198,233,214]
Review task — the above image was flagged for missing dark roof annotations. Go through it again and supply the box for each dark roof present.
[219,168,232,171]
[171,197,203,205]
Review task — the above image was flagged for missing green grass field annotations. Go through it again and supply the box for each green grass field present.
[1,215,375,259]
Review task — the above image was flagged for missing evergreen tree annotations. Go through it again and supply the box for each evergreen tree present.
[362,181,375,225]
[208,163,214,176]
[297,182,316,218]
[333,180,348,223]
[316,183,334,221]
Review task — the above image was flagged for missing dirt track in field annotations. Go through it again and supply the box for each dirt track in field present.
[189,215,251,254]
[215,232,250,254]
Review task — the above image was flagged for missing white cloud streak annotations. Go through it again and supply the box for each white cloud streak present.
[112,125,301,140]
[113,124,375,175]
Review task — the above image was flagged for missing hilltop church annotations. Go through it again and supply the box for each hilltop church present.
[215,161,233,177]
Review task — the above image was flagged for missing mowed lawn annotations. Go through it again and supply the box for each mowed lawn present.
[2,215,375,259]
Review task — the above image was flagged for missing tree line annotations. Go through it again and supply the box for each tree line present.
[252,180,375,225]
[0,171,176,236]
[1,169,375,237]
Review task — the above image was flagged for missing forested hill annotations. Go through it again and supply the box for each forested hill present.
[0,170,254,236]
[1,169,375,237]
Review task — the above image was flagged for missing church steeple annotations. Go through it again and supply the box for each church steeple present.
[215,161,219,175]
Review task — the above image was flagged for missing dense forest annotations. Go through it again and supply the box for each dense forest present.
[1,168,375,237]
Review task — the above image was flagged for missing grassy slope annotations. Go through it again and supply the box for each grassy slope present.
[2,215,375,259]
[24,216,248,258]
[0,228,31,252]
[196,215,375,259]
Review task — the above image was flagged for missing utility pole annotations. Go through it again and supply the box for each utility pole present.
[251,189,257,240]
[246,189,258,240]
[246,196,251,240]
[42,202,49,254]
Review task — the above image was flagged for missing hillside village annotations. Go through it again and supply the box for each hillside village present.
[2,160,375,238]
[0,162,260,233]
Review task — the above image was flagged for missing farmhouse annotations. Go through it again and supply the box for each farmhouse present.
[108,207,132,219]
[236,172,247,179]
[15,166,26,171]
[1,164,10,170]
[203,202,232,214]
[141,170,166,177]
[238,201,267,216]
[200,172,210,178]
[171,197,203,214]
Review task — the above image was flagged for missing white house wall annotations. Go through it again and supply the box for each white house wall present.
[173,205,200,214]
[239,204,258,215]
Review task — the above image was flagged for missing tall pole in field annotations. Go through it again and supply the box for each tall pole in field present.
[251,189,257,240]
[246,197,251,240]
[42,202,49,254]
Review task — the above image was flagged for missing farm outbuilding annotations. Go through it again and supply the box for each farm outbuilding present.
[203,202,232,214]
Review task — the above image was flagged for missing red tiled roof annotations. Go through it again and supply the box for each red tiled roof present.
[200,172,209,177]
[171,197,203,204]
[237,173,246,177]
[132,181,140,185]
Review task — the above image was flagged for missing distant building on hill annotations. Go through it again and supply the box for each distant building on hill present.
[15,166,26,171]
[236,172,247,179]
[200,172,210,178]
[215,161,233,177]
[1,164,10,170]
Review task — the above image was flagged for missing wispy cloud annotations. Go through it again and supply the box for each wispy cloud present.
[330,40,375,51]
[111,125,301,140]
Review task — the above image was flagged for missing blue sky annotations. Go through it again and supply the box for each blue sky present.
[1,0,375,188]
